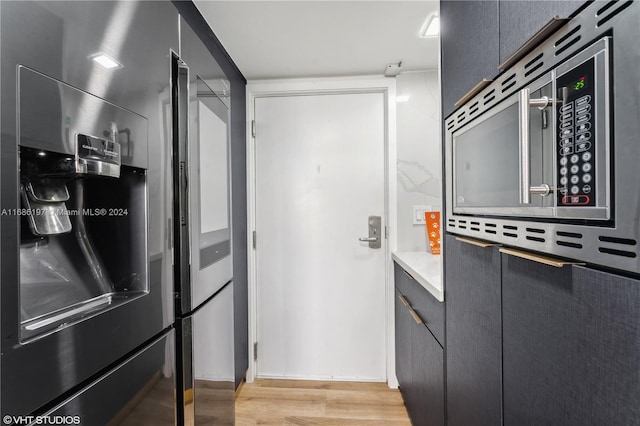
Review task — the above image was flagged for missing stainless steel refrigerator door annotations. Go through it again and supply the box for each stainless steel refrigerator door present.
[177,283,235,425]
[42,330,175,425]
[1,0,178,416]
[174,17,233,315]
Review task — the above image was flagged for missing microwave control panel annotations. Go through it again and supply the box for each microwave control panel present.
[556,57,596,207]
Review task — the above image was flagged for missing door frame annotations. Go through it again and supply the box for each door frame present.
[246,76,398,387]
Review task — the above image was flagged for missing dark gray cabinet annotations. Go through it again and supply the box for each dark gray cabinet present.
[502,256,640,425]
[498,1,585,64]
[440,0,586,118]
[444,235,502,426]
[440,0,499,119]
[394,263,444,426]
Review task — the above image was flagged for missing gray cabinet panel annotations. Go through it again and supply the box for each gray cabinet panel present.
[498,0,585,64]
[440,0,499,118]
[394,263,444,346]
[502,257,640,425]
[445,234,502,426]
[412,323,445,426]
[395,288,413,390]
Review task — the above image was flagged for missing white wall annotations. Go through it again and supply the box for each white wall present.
[396,71,442,252]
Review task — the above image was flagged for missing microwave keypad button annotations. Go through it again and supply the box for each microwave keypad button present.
[575,104,592,115]
[560,176,568,186]
[560,138,573,147]
[560,166,568,176]
[575,95,591,107]
[561,121,573,130]
[583,173,592,183]
[577,132,591,142]
[576,142,592,153]
[582,163,592,173]
[560,129,573,138]
[559,187,569,195]
[560,156,568,166]
[570,154,580,164]
[582,184,592,194]
[570,175,580,185]
[576,113,591,124]
[561,113,574,122]
[570,165,579,174]
[576,122,591,134]
[560,146,574,156]
[560,102,574,113]
[570,185,580,195]
[582,152,592,162]
[562,195,590,205]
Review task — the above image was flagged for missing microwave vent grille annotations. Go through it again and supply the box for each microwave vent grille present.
[501,74,517,93]
[554,25,582,57]
[483,89,496,106]
[503,232,518,238]
[447,120,455,130]
[457,111,467,124]
[469,101,479,117]
[596,1,633,27]
[526,236,545,243]
[523,53,545,78]
[597,236,637,259]
[557,240,583,249]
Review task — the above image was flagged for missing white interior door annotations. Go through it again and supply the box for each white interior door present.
[254,92,387,381]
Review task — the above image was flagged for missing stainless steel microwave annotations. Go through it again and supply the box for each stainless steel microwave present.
[444,1,640,274]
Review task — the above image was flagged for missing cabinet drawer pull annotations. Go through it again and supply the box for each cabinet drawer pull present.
[456,236,501,248]
[409,308,423,325]
[398,294,410,307]
[499,247,585,268]
[454,78,493,107]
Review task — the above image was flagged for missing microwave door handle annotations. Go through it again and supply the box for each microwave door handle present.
[519,88,532,204]
[519,88,553,204]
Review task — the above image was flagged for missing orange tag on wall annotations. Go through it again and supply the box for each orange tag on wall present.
[425,211,441,255]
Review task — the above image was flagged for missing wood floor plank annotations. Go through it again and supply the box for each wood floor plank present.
[235,379,410,425]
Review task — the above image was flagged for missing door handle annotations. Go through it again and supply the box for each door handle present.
[519,88,554,204]
[360,216,381,249]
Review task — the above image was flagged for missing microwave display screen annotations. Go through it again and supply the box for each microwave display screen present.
[572,76,586,91]
[556,57,596,207]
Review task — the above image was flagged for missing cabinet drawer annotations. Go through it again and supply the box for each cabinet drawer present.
[394,262,444,346]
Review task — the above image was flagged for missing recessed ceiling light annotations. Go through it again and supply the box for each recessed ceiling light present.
[89,53,123,70]
[396,95,411,103]
[420,13,440,38]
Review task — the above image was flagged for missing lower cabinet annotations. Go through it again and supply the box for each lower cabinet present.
[502,255,640,425]
[444,235,502,426]
[394,263,444,426]
[444,232,640,425]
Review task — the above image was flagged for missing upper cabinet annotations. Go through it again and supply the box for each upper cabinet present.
[498,1,585,64]
[440,0,587,118]
[440,0,499,119]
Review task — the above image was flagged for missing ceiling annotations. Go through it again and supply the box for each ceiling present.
[193,1,440,80]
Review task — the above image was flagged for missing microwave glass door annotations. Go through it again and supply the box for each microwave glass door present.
[452,78,554,216]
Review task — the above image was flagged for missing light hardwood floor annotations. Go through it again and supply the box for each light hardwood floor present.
[235,379,411,426]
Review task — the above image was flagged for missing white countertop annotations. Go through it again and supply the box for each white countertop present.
[392,251,444,302]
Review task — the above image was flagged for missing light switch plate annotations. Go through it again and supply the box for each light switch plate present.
[412,205,432,225]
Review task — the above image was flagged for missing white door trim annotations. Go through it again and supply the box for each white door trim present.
[246,76,398,387]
